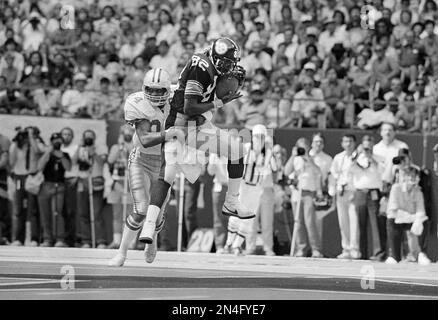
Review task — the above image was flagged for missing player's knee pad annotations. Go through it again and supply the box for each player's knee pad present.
[126,212,145,231]
[227,216,240,233]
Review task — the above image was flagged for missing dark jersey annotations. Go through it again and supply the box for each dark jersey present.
[170,53,218,115]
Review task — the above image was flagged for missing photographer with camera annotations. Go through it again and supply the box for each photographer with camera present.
[37,133,71,247]
[73,129,108,248]
[106,125,134,249]
[349,135,386,261]
[330,134,360,259]
[9,126,46,246]
[385,167,430,265]
[60,127,79,247]
[284,137,324,258]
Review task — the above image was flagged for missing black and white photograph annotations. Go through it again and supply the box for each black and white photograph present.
[0,0,438,309]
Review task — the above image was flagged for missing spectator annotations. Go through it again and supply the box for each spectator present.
[92,51,123,89]
[207,153,229,254]
[0,39,25,77]
[170,27,190,59]
[395,94,422,132]
[31,76,62,117]
[149,41,177,80]
[318,19,345,57]
[265,75,294,128]
[47,53,73,89]
[74,31,99,70]
[421,20,438,57]
[330,134,360,259]
[309,133,333,193]
[347,54,371,104]
[133,5,150,35]
[123,56,147,93]
[240,40,273,79]
[194,31,209,52]
[93,5,120,42]
[238,72,271,129]
[371,44,400,93]
[0,88,36,115]
[74,129,108,249]
[284,137,323,258]
[89,77,122,120]
[399,30,426,90]
[349,135,386,261]
[291,76,330,128]
[0,53,20,86]
[107,125,134,249]
[140,37,159,65]
[158,8,177,45]
[191,0,222,36]
[118,31,145,65]
[0,133,11,244]
[21,12,46,53]
[295,26,324,66]
[61,73,92,118]
[60,127,79,247]
[385,167,431,265]
[320,67,350,128]
[374,122,409,183]
[346,6,368,49]
[37,132,71,247]
[9,126,45,246]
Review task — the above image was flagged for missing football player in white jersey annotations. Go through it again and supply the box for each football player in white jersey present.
[223,124,277,255]
[109,68,183,267]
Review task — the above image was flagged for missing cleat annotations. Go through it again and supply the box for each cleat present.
[108,253,126,267]
[139,221,155,244]
[144,232,158,263]
[222,195,255,219]
[233,247,244,256]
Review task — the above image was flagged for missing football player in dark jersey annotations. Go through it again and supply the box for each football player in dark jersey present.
[138,37,255,260]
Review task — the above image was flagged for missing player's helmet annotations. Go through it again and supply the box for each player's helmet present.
[142,68,171,108]
[209,37,240,75]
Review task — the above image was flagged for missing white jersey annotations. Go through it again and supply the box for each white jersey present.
[124,91,170,156]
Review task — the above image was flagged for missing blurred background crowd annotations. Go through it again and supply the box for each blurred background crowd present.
[1,0,438,131]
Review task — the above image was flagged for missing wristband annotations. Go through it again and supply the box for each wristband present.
[213,99,224,109]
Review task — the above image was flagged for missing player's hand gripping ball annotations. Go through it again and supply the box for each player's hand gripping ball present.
[215,74,240,100]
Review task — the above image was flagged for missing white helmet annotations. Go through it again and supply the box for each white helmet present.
[142,68,171,107]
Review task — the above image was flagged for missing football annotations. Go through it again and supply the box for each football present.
[215,75,240,100]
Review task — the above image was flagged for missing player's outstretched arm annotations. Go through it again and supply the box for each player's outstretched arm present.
[135,119,185,148]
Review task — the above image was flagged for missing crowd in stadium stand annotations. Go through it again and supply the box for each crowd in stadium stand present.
[0,0,438,131]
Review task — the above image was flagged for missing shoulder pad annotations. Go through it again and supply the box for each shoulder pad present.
[124,92,155,123]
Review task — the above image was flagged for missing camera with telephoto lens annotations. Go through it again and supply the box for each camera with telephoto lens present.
[83,137,94,147]
[392,156,406,165]
[296,147,306,156]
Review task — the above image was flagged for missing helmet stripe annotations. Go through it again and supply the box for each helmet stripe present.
[157,68,162,82]
[152,69,157,83]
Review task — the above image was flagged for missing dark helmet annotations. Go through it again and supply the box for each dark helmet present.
[209,37,240,75]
